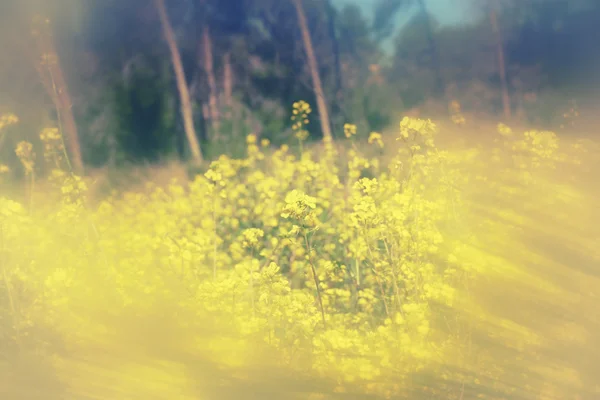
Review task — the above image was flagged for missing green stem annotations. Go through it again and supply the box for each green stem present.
[304,232,326,329]
[48,68,74,175]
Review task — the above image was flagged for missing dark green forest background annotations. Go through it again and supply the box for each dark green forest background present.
[1,0,599,171]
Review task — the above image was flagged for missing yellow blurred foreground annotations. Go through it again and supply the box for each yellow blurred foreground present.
[0,117,599,399]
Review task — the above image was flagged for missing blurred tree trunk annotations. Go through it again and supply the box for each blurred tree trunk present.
[31,17,84,174]
[323,0,343,124]
[201,24,220,140]
[490,6,511,118]
[416,0,444,96]
[292,0,333,142]
[223,53,233,109]
[155,0,203,164]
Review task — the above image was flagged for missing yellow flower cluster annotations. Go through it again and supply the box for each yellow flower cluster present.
[497,122,513,137]
[0,112,596,399]
[368,132,384,148]
[281,189,317,224]
[0,112,19,130]
[291,100,311,141]
[15,141,35,173]
[343,123,357,138]
[40,127,65,165]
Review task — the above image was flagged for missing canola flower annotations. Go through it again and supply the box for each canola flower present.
[15,141,35,174]
[0,109,598,399]
[0,113,19,130]
[368,132,384,148]
[292,100,311,142]
[343,123,357,139]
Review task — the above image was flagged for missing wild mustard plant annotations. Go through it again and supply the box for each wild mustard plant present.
[15,141,35,174]
[291,101,311,155]
[0,104,598,399]
[343,123,357,139]
[291,101,311,140]
[368,132,384,149]
[0,113,19,130]
[15,141,36,209]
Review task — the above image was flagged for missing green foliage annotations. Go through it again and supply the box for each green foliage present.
[112,59,178,163]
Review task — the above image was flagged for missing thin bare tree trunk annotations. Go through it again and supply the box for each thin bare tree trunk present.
[292,0,333,142]
[32,18,84,174]
[155,0,203,164]
[47,58,84,174]
[490,7,511,119]
[202,25,220,140]
[223,52,233,118]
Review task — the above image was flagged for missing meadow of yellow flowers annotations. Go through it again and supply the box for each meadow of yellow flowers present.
[0,103,599,399]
